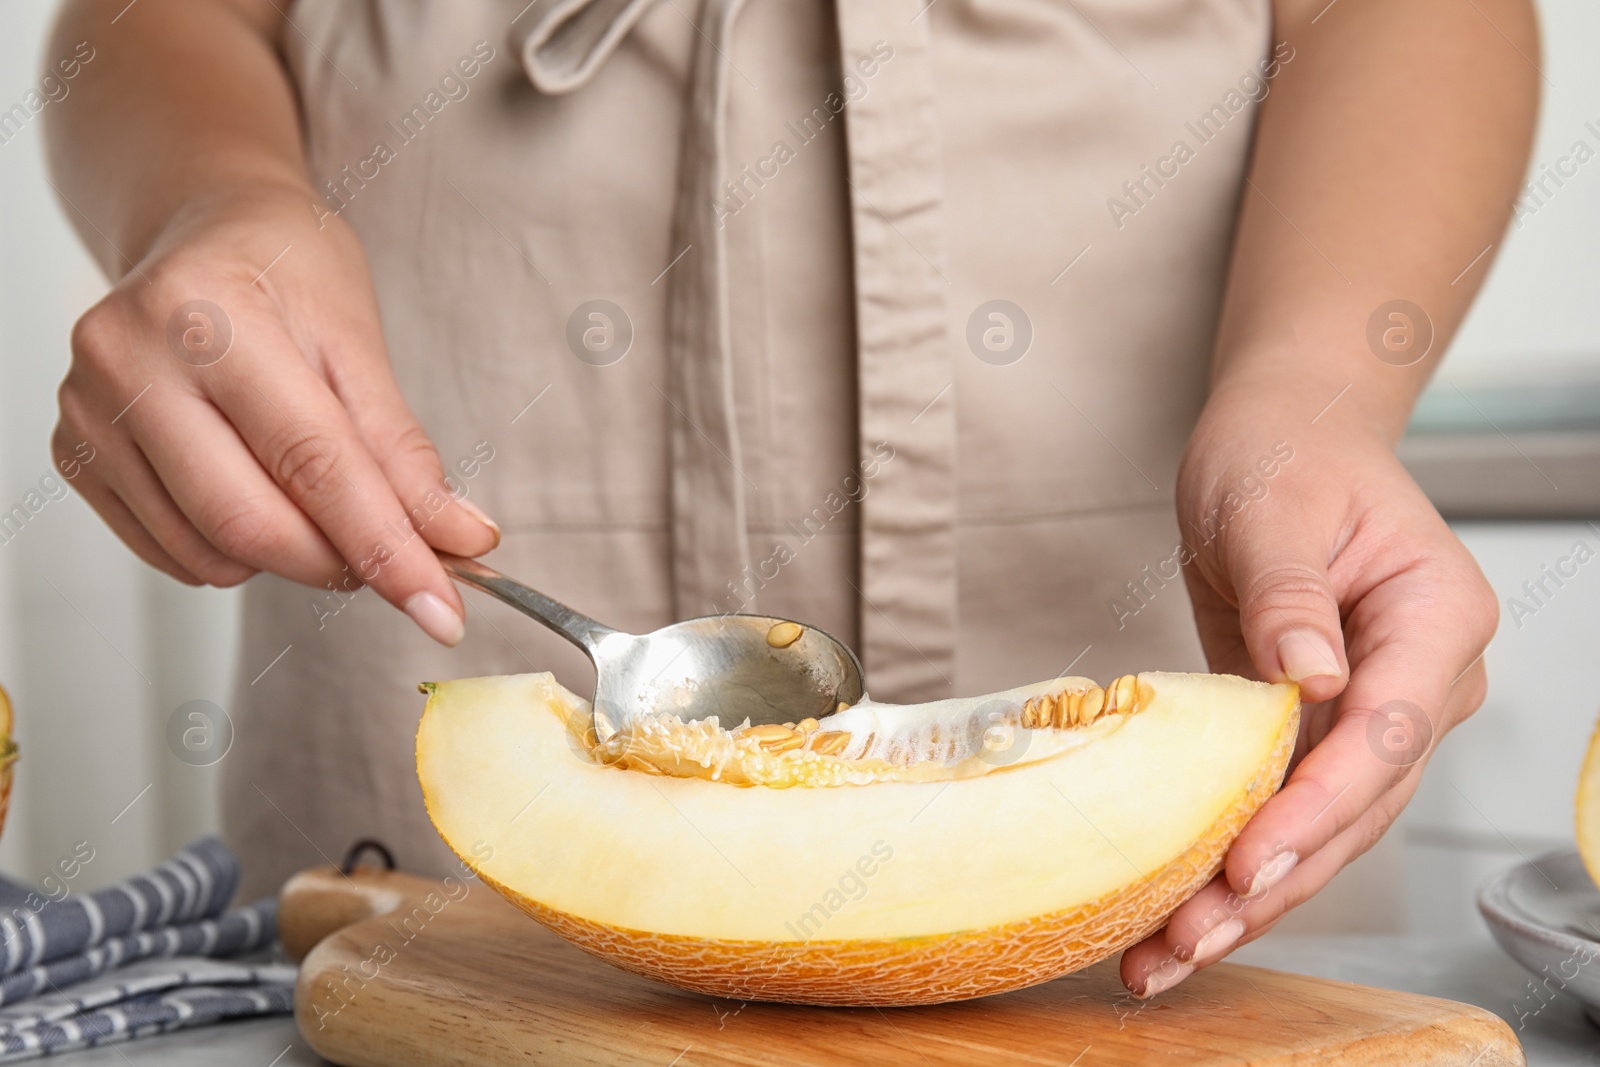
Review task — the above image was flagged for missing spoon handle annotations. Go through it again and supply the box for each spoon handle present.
[437,554,619,657]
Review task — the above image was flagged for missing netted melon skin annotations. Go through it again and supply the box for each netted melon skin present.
[0,761,13,839]
[461,713,1296,1007]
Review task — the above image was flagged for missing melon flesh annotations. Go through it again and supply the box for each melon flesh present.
[416,671,1298,1005]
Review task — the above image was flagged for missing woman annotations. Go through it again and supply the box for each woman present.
[43,0,1534,997]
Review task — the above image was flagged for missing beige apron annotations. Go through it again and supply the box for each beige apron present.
[227,0,1275,902]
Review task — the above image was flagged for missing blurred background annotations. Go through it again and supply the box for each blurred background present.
[0,0,1596,943]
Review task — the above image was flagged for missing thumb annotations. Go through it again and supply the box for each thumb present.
[1228,529,1349,703]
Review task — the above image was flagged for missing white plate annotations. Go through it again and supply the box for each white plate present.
[1479,850,1600,1025]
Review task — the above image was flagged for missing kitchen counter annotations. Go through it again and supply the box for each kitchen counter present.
[40,936,1600,1065]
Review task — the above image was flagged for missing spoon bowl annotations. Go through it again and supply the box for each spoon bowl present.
[439,554,864,735]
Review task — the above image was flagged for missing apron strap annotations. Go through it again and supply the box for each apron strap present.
[514,0,756,620]
[516,0,664,94]
[663,0,756,619]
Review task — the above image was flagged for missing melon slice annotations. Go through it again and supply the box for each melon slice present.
[1575,717,1600,887]
[417,670,1298,1005]
[0,685,16,837]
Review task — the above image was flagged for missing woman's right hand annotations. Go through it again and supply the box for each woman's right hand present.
[53,181,498,646]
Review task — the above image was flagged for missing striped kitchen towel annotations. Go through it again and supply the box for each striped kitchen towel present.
[0,957,294,1061]
[0,837,292,1059]
[0,837,280,1005]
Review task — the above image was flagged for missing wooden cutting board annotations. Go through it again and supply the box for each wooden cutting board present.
[280,866,1523,1066]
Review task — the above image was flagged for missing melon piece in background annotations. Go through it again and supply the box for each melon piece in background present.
[0,685,16,837]
[417,670,1298,1006]
[1575,716,1600,887]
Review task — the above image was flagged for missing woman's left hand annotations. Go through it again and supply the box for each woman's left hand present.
[1119,388,1499,997]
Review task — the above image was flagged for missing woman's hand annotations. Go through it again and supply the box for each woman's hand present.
[1111,0,1534,997]
[44,0,497,645]
[53,182,498,645]
[1118,391,1497,996]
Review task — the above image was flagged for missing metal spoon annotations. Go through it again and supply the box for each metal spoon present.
[438,554,865,736]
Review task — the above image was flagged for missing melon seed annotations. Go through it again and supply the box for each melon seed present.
[765,732,806,754]
[766,621,803,648]
[1021,680,1138,731]
[1079,686,1106,720]
[809,731,852,756]
[736,723,808,754]
[1107,675,1137,715]
[741,724,794,743]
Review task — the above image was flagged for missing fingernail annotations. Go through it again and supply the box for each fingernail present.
[456,497,501,544]
[1134,959,1194,1000]
[1246,849,1299,898]
[1192,919,1246,964]
[405,592,464,647]
[1276,630,1342,684]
